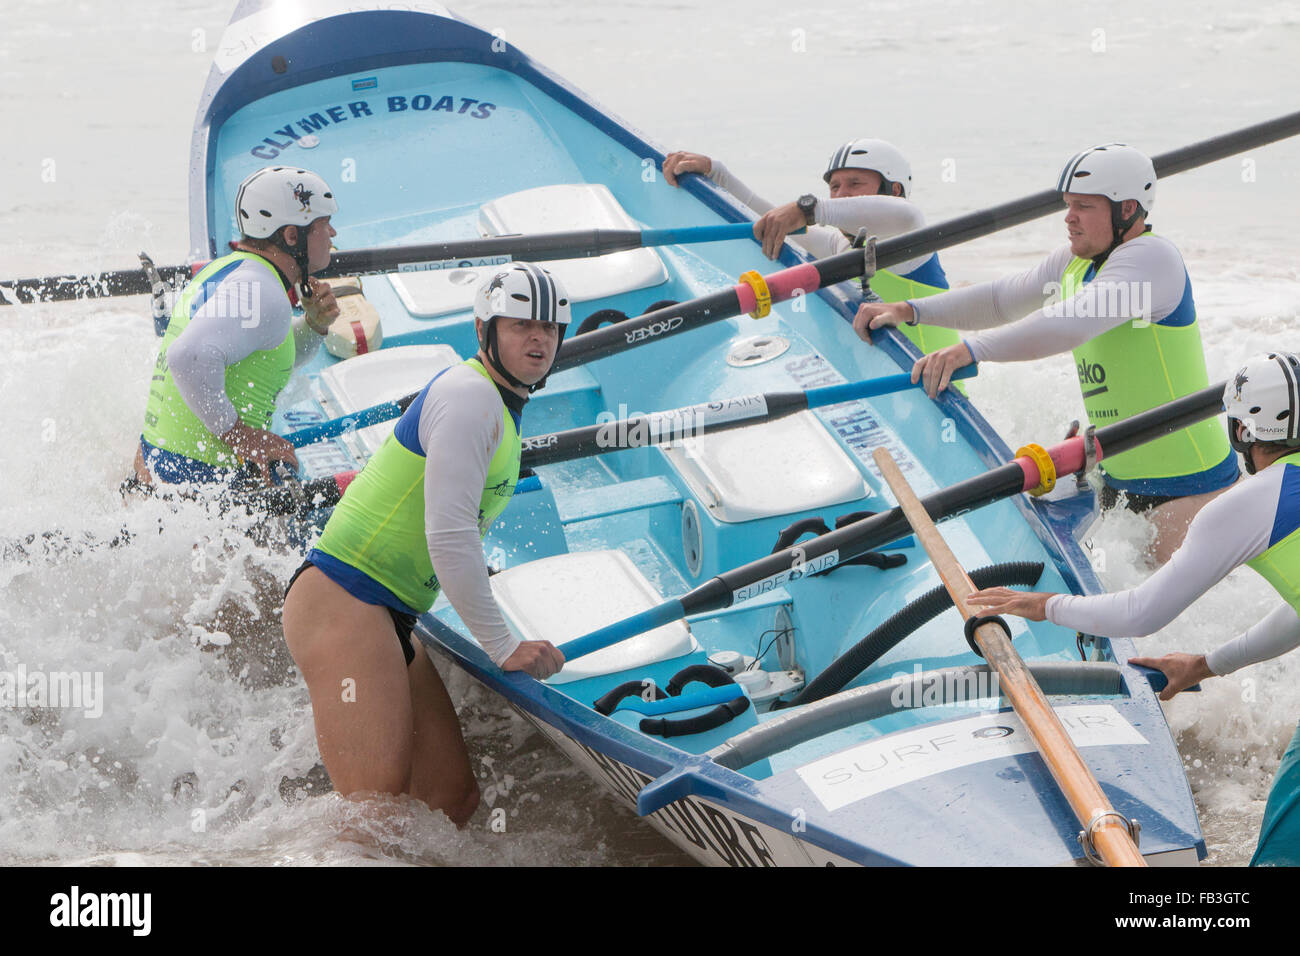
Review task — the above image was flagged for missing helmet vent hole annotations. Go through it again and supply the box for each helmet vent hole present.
[558,298,568,306]
[1250,406,1262,414]
[1278,411,1291,422]
[510,293,530,301]
[259,209,273,218]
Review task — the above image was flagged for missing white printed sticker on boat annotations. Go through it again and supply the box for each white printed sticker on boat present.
[398,254,512,273]
[733,549,839,604]
[796,705,1148,812]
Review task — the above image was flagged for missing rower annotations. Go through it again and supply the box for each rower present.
[131,166,341,489]
[281,262,569,825]
[856,143,1239,562]
[968,351,1300,866]
[661,139,960,355]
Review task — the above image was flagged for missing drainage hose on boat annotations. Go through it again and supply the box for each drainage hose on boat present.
[775,560,1044,709]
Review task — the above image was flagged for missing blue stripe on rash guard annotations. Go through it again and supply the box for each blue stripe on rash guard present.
[1270,462,1300,548]
[1155,271,1196,328]
[899,253,949,290]
[393,365,456,455]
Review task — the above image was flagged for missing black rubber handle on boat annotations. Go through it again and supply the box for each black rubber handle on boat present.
[593,680,669,716]
[775,561,1045,709]
[665,663,736,696]
[640,696,751,739]
[550,109,1300,368]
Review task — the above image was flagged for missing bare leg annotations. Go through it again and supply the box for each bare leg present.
[407,647,480,826]
[1146,476,1241,564]
[282,567,415,796]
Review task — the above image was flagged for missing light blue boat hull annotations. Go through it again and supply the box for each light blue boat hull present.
[189,1,1205,866]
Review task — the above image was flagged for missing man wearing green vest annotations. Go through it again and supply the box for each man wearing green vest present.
[968,351,1300,865]
[281,262,569,825]
[662,138,960,355]
[856,143,1239,562]
[132,166,340,487]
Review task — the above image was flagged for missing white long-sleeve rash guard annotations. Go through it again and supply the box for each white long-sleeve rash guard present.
[417,364,520,666]
[909,233,1188,362]
[1046,461,1300,677]
[165,257,322,436]
[705,160,932,275]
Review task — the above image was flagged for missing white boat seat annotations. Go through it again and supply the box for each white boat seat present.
[661,409,869,523]
[316,343,460,455]
[389,183,668,318]
[491,549,698,685]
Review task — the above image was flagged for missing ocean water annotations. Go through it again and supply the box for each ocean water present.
[2,0,1298,866]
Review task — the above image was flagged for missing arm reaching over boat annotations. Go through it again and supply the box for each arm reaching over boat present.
[663,139,958,354]
[418,366,526,667]
[857,143,1239,563]
[281,263,569,824]
[971,354,1300,866]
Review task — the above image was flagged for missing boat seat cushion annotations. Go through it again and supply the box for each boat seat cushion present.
[389,183,667,318]
[316,343,460,455]
[490,549,698,685]
[662,409,869,523]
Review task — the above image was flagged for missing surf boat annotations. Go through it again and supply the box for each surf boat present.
[187,0,1205,866]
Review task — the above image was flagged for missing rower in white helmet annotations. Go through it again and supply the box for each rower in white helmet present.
[132,166,340,487]
[969,351,1300,866]
[857,144,1240,562]
[281,262,569,825]
[662,139,960,355]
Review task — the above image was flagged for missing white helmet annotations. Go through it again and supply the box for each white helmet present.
[474,262,571,392]
[823,138,912,197]
[474,262,572,327]
[1056,144,1156,213]
[235,166,338,239]
[1225,352,1300,472]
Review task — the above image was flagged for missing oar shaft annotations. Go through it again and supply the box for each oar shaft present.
[1,223,756,306]
[286,399,407,448]
[519,365,979,468]
[871,446,1145,867]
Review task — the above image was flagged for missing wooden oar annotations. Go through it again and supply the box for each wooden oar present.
[0,221,759,306]
[870,446,1145,867]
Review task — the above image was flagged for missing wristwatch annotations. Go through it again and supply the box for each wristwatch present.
[796,193,818,226]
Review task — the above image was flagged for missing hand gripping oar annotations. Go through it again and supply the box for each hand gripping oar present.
[871,446,1145,867]
[554,108,1300,371]
[557,381,1227,663]
[0,222,759,306]
[286,364,978,452]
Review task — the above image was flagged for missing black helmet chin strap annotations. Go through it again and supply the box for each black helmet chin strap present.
[274,224,314,300]
[1093,201,1147,270]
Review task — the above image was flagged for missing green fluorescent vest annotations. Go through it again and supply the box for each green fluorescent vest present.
[1246,464,1300,616]
[141,252,295,466]
[1061,245,1229,482]
[314,359,522,613]
[868,267,961,355]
